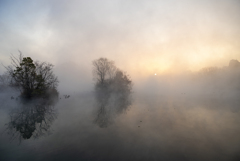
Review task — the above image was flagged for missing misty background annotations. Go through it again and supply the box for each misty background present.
[1,0,240,161]
[1,0,240,92]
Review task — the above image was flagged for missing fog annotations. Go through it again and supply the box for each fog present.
[1,0,240,75]
[1,0,240,160]
[1,60,240,161]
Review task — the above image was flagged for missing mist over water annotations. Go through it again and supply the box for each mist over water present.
[0,61,240,161]
[1,0,240,160]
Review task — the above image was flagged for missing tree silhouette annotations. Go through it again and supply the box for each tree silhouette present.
[5,52,59,99]
[92,58,117,85]
[93,58,132,127]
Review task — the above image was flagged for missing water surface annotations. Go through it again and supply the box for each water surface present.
[1,89,240,161]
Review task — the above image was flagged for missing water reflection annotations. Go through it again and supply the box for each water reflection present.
[6,98,57,141]
[94,71,132,128]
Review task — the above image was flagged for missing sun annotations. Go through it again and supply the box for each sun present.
[155,73,157,75]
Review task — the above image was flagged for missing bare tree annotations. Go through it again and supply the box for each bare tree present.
[93,58,132,128]
[92,58,117,84]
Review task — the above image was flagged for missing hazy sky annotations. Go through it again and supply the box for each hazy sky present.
[0,0,240,77]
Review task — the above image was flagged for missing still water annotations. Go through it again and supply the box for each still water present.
[1,91,240,161]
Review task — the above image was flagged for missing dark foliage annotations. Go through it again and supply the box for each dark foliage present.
[4,52,59,99]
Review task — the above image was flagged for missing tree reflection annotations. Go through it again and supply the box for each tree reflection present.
[6,98,57,142]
